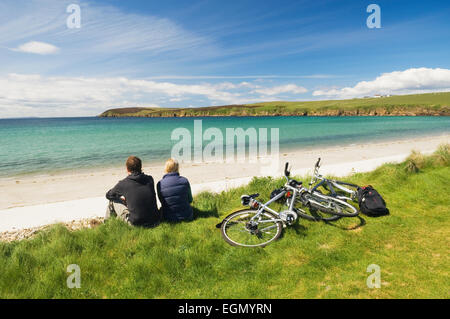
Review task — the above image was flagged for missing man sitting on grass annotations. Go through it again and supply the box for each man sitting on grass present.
[105,156,160,227]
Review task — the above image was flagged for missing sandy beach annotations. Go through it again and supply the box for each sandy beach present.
[0,133,448,233]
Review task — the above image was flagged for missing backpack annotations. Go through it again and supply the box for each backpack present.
[357,185,389,217]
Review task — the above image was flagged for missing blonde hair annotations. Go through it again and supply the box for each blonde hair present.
[164,158,179,173]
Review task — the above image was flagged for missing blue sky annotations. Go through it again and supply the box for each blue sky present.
[1,0,450,117]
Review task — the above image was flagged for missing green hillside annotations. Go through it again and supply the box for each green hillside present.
[99,92,450,117]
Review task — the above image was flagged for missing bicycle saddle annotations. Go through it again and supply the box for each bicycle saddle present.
[240,193,259,205]
[289,179,302,187]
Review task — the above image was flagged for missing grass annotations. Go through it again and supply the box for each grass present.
[0,146,449,299]
[99,91,450,117]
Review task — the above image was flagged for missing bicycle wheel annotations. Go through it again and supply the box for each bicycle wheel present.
[221,209,283,247]
[291,194,341,222]
[308,192,359,217]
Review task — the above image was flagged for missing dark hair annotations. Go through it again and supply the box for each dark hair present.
[126,156,142,174]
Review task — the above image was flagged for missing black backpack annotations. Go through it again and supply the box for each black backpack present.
[357,185,389,217]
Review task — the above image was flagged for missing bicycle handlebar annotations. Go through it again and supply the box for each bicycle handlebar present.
[284,162,290,177]
[315,157,321,168]
[309,158,321,187]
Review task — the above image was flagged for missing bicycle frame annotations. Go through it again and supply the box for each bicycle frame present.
[312,177,356,201]
[309,159,357,201]
[250,180,306,227]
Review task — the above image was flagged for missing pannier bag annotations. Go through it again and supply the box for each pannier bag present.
[357,185,389,217]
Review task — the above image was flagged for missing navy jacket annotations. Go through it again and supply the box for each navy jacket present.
[157,172,193,221]
[106,173,159,226]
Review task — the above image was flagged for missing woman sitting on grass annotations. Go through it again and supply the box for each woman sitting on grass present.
[157,158,193,222]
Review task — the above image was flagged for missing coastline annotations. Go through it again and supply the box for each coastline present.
[0,133,448,233]
[2,116,449,179]
[99,92,450,117]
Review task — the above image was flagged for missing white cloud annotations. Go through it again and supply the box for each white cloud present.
[253,84,308,96]
[12,41,59,55]
[0,74,290,117]
[313,68,450,98]
[143,75,337,80]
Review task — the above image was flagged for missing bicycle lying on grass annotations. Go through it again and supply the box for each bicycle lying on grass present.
[309,158,360,202]
[220,162,358,247]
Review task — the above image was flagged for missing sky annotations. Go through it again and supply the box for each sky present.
[0,0,450,118]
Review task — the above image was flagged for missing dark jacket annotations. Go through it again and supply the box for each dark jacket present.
[157,172,193,222]
[106,173,159,226]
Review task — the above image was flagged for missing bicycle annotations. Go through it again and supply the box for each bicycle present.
[220,162,358,247]
[309,158,360,202]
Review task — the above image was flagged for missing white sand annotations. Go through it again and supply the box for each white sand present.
[0,134,448,232]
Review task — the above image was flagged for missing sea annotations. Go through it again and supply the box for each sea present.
[0,116,449,178]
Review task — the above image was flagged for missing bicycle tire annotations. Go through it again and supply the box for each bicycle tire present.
[294,207,342,222]
[291,194,341,222]
[308,192,359,217]
[221,209,283,247]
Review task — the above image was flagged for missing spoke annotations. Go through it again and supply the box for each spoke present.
[227,227,251,233]
[222,211,280,247]
[259,225,277,232]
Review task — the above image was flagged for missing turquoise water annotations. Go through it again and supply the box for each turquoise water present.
[0,116,449,177]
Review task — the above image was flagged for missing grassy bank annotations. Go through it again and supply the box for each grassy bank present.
[0,146,449,298]
[99,92,450,117]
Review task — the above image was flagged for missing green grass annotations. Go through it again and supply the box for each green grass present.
[99,92,450,117]
[1,146,449,299]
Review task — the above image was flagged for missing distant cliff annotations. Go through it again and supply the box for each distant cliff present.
[99,92,450,117]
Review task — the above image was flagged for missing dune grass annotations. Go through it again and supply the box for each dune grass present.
[0,146,449,299]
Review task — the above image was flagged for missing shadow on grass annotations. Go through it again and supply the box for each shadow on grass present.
[324,215,366,230]
[193,206,219,219]
[160,206,219,225]
[289,222,308,237]
[277,221,308,242]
